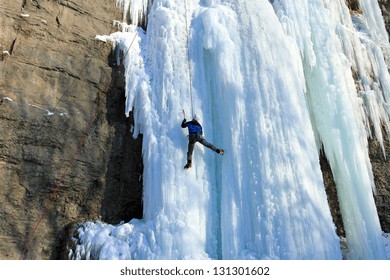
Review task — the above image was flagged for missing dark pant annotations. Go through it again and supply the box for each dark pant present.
[187,134,218,161]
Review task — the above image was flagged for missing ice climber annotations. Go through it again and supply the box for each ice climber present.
[181,110,224,169]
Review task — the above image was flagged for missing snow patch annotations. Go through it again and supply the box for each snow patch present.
[2,97,13,102]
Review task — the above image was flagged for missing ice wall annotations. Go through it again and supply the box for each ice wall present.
[191,0,341,259]
[271,0,388,259]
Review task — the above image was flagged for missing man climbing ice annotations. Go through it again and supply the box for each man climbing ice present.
[181,110,224,169]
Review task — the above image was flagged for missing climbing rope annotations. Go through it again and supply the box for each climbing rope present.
[19,31,138,260]
[184,0,194,117]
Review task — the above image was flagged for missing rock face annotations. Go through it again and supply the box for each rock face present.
[0,0,389,260]
[379,0,390,33]
[0,0,142,259]
[370,138,390,232]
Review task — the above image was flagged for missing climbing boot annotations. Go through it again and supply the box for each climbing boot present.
[216,149,224,155]
[184,160,192,169]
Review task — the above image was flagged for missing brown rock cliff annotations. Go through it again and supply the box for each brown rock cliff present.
[0,0,142,259]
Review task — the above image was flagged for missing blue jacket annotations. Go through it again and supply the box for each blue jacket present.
[181,119,203,135]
